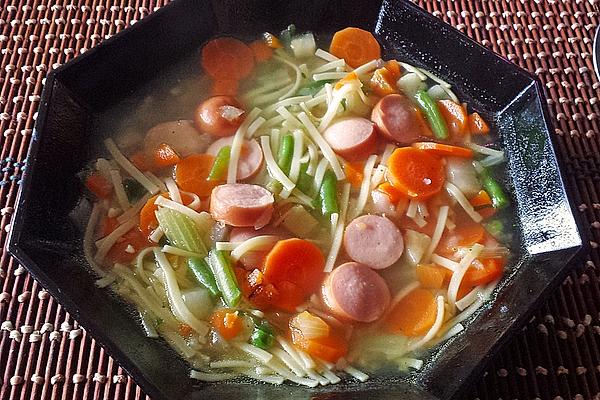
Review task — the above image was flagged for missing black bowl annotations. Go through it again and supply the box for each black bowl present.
[8,0,585,399]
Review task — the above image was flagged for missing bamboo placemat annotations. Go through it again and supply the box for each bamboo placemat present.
[1,1,599,399]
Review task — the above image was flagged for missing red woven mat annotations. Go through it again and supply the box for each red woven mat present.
[1,1,599,399]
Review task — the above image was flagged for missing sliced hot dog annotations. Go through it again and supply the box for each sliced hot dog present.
[210,184,274,229]
[322,117,377,161]
[343,214,403,269]
[322,262,390,323]
[206,136,263,180]
[371,94,428,145]
[144,120,212,158]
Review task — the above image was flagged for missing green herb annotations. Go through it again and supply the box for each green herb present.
[297,79,335,96]
[250,322,275,350]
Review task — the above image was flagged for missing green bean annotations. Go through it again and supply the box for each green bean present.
[480,168,509,209]
[277,134,294,175]
[414,89,448,139]
[296,163,315,197]
[317,170,339,216]
[208,145,231,181]
[207,250,241,307]
[187,257,220,297]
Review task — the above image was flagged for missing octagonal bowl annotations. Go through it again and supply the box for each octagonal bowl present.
[8,0,584,399]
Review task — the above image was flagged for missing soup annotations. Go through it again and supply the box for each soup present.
[83,25,511,385]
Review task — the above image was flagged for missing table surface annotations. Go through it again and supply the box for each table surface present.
[1,1,600,399]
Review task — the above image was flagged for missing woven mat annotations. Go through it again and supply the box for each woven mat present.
[1,1,599,399]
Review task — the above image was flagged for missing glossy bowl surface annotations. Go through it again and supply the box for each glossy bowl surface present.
[8,0,584,399]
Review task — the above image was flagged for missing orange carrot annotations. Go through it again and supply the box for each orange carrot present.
[201,37,255,80]
[211,79,239,97]
[291,328,348,363]
[470,189,495,218]
[153,143,182,168]
[384,60,401,79]
[437,221,486,257]
[263,239,325,309]
[463,258,504,287]
[386,288,438,337]
[106,228,151,263]
[377,181,405,204]
[85,173,113,199]
[139,194,160,237]
[414,108,433,137]
[369,67,398,97]
[174,154,218,197]
[249,40,273,62]
[416,263,451,289]
[179,324,193,337]
[329,27,381,68]
[468,112,490,135]
[386,147,445,200]
[334,72,358,90]
[412,142,473,159]
[438,100,468,137]
[344,161,364,189]
[211,309,243,340]
[262,32,283,49]
[130,151,153,172]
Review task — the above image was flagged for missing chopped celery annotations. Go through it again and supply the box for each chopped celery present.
[207,250,241,307]
[156,208,207,256]
[297,79,335,96]
[123,177,146,203]
[188,257,220,297]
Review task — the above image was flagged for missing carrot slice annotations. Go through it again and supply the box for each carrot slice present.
[344,161,364,189]
[263,239,325,307]
[106,228,151,263]
[387,147,445,200]
[249,40,273,62]
[384,60,401,79]
[416,263,452,289]
[386,288,438,337]
[153,143,182,168]
[211,309,243,340]
[470,189,495,218]
[369,67,398,97]
[139,194,161,237]
[377,181,405,204]
[174,154,217,197]
[85,173,113,199]
[211,79,239,97]
[437,221,486,257]
[329,27,381,68]
[438,100,468,136]
[201,37,255,80]
[291,329,348,363]
[262,32,283,49]
[468,112,490,135]
[463,258,504,288]
[412,142,473,159]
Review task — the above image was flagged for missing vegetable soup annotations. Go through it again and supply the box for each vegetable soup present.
[83,25,512,386]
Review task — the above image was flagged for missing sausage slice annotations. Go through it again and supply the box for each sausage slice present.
[322,262,390,323]
[322,117,377,161]
[371,94,429,144]
[343,214,404,269]
[207,136,263,180]
[210,184,274,228]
